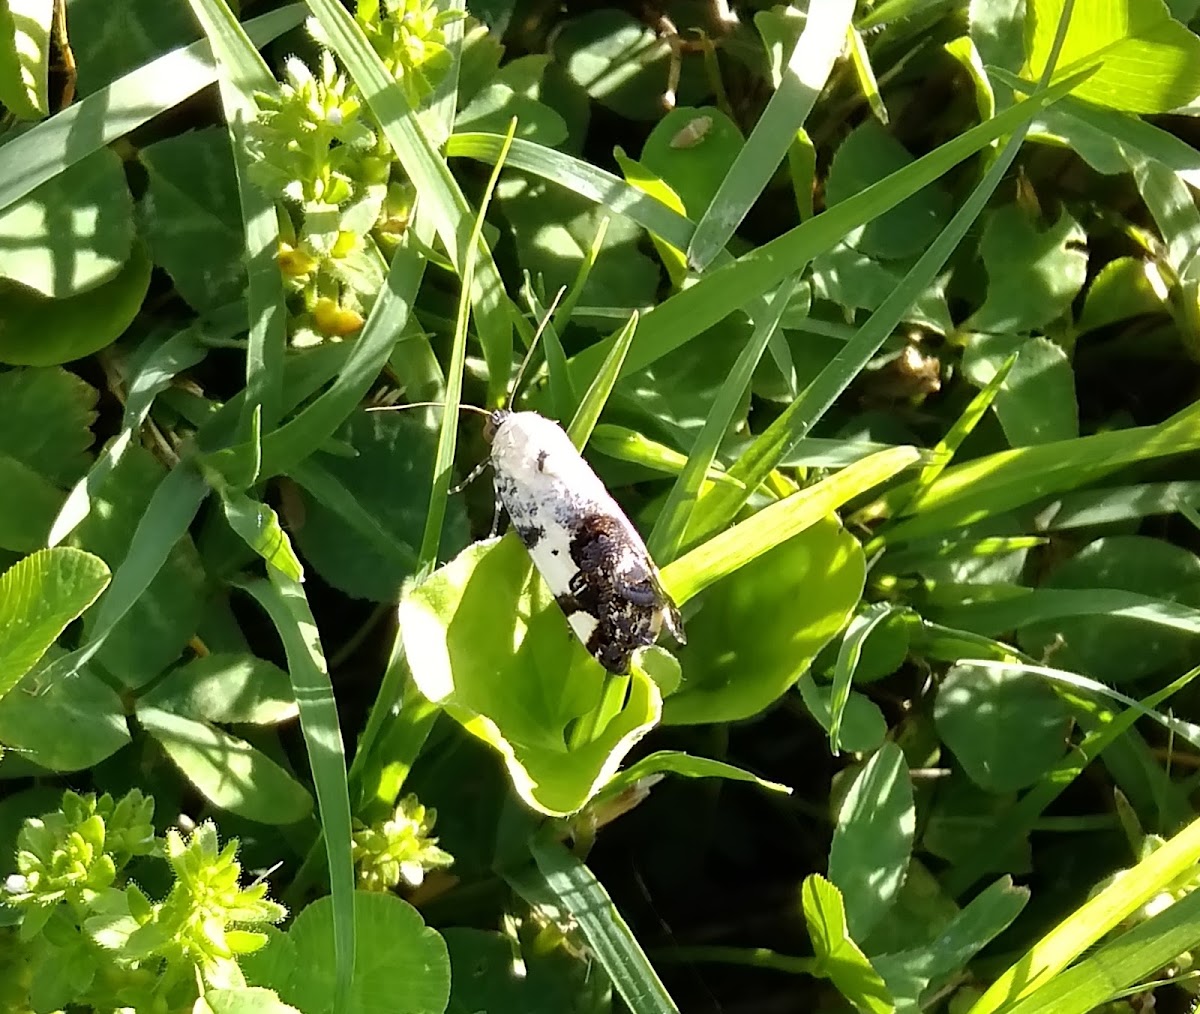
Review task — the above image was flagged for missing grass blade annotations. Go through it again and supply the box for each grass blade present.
[0,5,305,214]
[185,0,287,430]
[648,276,796,563]
[304,0,513,403]
[565,311,638,450]
[686,0,855,271]
[520,834,681,1014]
[236,571,355,1010]
[418,120,516,570]
[663,446,919,604]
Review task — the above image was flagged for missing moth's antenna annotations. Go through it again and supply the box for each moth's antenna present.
[366,401,491,418]
[507,285,567,409]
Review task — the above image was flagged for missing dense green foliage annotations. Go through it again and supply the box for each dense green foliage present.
[4,0,1200,1011]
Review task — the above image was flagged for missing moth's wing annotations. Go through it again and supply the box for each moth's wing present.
[618,558,685,646]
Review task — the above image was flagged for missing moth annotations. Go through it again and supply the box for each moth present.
[482,408,685,674]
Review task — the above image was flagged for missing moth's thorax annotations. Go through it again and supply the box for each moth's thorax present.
[488,411,610,504]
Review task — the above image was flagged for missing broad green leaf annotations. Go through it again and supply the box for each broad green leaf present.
[139,127,246,311]
[968,812,1200,1014]
[1025,0,1200,114]
[962,334,1078,445]
[0,646,129,770]
[528,834,680,1014]
[200,988,302,1014]
[0,548,110,700]
[824,119,952,261]
[399,536,662,816]
[664,516,864,726]
[554,9,698,121]
[966,206,1088,333]
[1018,535,1200,684]
[267,892,450,1014]
[141,652,298,725]
[797,675,890,754]
[0,147,133,297]
[802,875,894,1014]
[136,704,313,824]
[0,0,52,118]
[1034,479,1200,530]
[639,107,743,223]
[0,244,151,367]
[0,454,63,552]
[496,171,659,310]
[872,876,1028,1011]
[0,367,97,488]
[829,744,916,940]
[1076,256,1166,334]
[444,928,609,1014]
[934,662,1072,791]
[665,446,918,602]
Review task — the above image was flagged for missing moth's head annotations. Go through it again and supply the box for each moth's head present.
[483,408,509,443]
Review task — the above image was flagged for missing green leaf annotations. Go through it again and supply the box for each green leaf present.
[1076,255,1166,333]
[0,646,129,770]
[0,454,62,551]
[664,516,864,726]
[554,9,693,121]
[139,127,246,312]
[599,750,792,804]
[0,243,151,366]
[872,876,1029,1010]
[829,744,916,940]
[801,874,894,1014]
[877,401,1200,542]
[269,892,450,1014]
[236,570,355,1008]
[1026,0,1200,113]
[966,206,1088,333]
[0,147,133,297]
[70,451,208,688]
[934,662,1072,791]
[687,0,854,270]
[1018,535,1200,684]
[566,311,637,449]
[824,119,952,260]
[666,446,918,602]
[639,107,744,223]
[527,834,680,1014]
[136,703,313,824]
[1002,887,1200,1014]
[495,171,659,310]
[0,548,109,700]
[222,494,305,583]
[0,367,97,488]
[797,676,890,754]
[200,988,303,1014]
[968,812,1200,1014]
[963,334,1078,445]
[0,0,52,118]
[140,652,297,725]
[828,603,901,752]
[399,536,662,816]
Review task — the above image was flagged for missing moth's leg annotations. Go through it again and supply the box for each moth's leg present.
[489,496,505,538]
[449,458,491,495]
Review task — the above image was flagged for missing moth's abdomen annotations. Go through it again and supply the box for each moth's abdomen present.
[489,411,685,674]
